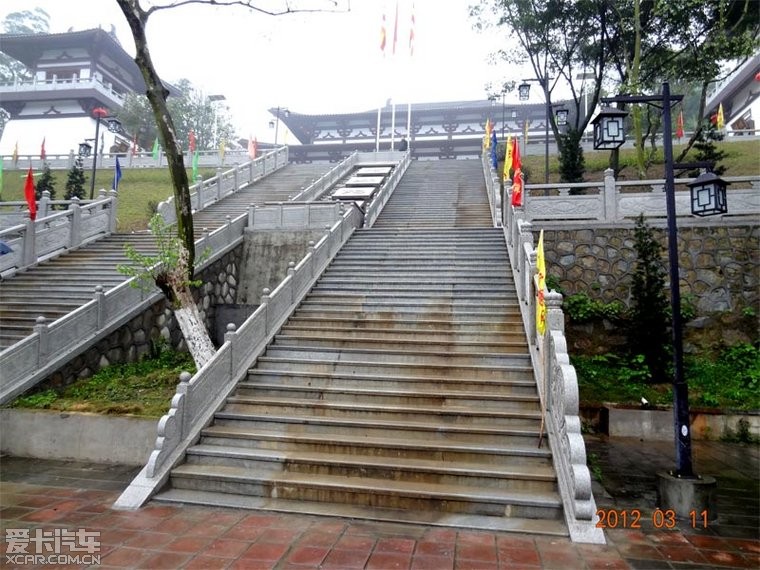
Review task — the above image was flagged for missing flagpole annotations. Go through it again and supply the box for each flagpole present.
[391,102,396,150]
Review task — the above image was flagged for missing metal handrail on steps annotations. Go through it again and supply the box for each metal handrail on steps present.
[483,153,605,544]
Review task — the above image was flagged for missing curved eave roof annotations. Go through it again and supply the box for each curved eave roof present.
[0,28,180,96]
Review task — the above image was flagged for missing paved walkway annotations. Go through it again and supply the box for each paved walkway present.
[0,437,758,569]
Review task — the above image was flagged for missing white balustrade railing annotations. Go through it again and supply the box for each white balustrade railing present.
[363,151,411,227]
[156,148,288,225]
[523,170,759,223]
[249,202,344,230]
[483,153,605,544]
[291,152,359,202]
[0,190,117,276]
[0,214,248,405]
[114,205,364,509]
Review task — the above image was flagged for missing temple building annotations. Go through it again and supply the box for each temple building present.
[0,28,166,156]
[273,99,573,162]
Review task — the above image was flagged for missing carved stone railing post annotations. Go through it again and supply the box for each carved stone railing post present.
[94,285,105,330]
[34,316,49,367]
[38,190,51,219]
[108,189,118,234]
[22,218,36,268]
[69,198,82,248]
[216,168,223,201]
[248,204,256,228]
[603,168,617,221]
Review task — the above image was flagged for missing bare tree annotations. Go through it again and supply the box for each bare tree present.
[114,0,345,367]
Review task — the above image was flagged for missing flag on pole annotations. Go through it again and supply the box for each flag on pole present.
[112,156,122,191]
[131,135,138,155]
[675,110,684,140]
[380,11,387,54]
[12,141,19,166]
[490,130,498,170]
[717,103,725,130]
[192,150,199,181]
[219,139,226,163]
[152,137,160,160]
[392,1,399,55]
[409,2,415,56]
[189,130,196,153]
[40,138,46,161]
[483,119,492,150]
[248,136,257,159]
[536,229,547,335]
[511,137,524,207]
[523,120,530,146]
[503,135,513,180]
[24,166,37,220]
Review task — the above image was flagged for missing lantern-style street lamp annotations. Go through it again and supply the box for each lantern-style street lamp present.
[88,107,122,199]
[555,107,569,127]
[596,82,729,488]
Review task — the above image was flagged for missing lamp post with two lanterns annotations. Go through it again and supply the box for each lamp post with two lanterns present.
[518,79,568,184]
[79,107,122,199]
[591,82,727,508]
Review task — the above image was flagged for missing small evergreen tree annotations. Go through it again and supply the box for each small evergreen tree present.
[558,128,585,189]
[691,121,727,176]
[628,215,671,384]
[35,162,56,200]
[64,157,87,200]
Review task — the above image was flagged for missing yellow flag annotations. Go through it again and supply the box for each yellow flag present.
[717,103,725,130]
[503,135,513,179]
[483,118,492,150]
[536,229,547,335]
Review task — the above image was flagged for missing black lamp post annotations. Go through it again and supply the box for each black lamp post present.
[594,81,728,479]
[88,107,122,199]
[269,107,290,145]
[519,78,566,184]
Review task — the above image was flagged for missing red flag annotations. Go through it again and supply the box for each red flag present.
[24,166,37,220]
[131,134,138,154]
[511,138,523,207]
[676,110,684,140]
[189,130,196,152]
[40,138,46,161]
[380,12,387,54]
[409,2,415,56]
[248,136,257,159]
[392,1,399,55]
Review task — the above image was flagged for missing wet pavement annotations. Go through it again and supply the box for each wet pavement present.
[0,436,758,569]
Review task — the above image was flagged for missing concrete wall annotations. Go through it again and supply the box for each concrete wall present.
[236,228,327,305]
[0,409,156,465]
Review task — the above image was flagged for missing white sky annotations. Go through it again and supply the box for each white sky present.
[1,0,526,142]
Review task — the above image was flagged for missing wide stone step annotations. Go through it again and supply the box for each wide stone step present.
[183,445,556,493]
[254,355,531,381]
[277,326,526,343]
[244,369,536,393]
[198,424,550,463]
[288,310,524,327]
[271,333,527,353]
[262,345,530,366]
[153,488,568,536]
[168,465,562,519]
[311,283,516,294]
[232,382,537,411]
[301,292,519,305]
[222,396,540,427]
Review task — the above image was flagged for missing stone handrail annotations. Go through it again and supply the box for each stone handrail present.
[0,214,248,405]
[524,170,759,223]
[0,190,117,277]
[483,153,604,544]
[114,205,364,510]
[156,148,289,225]
[291,152,360,202]
[249,202,345,230]
[363,151,411,227]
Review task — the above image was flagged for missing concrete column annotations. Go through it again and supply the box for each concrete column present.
[603,168,617,221]
[69,198,82,248]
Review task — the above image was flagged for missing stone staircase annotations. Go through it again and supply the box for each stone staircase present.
[0,164,331,350]
[154,160,567,536]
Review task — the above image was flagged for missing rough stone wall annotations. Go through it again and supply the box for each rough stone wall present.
[540,221,759,352]
[541,222,759,313]
[45,248,242,390]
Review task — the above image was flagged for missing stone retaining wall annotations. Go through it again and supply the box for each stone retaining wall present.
[44,247,242,390]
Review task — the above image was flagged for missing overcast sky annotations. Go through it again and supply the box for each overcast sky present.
[1,0,524,141]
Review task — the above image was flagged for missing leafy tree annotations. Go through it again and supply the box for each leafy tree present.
[628,215,670,384]
[114,0,344,367]
[35,163,56,201]
[687,121,727,176]
[65,157,87,200]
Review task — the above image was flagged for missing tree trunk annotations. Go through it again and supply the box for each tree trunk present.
[173,284,216,369]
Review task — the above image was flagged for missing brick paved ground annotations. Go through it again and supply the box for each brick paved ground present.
[1,436,758,569]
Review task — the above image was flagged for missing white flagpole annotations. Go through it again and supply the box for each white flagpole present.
[376,6,387,152]
[375,107,382,152]
[391,102,396,150]
[406,2,415,147]
[390,1,399,151]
